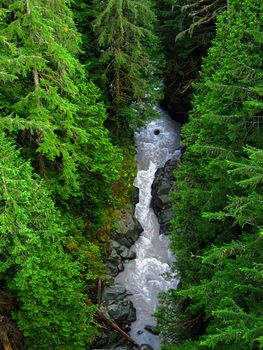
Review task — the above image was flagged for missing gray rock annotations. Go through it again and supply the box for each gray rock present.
[151,158,179,235]
[158,193,170,205]
[114,213,143,247]
[116,236,133,248]
[107,249,122,264]
[107,211,141,279]
[125,218,142,244]
[107,299,136,324]
[162,208,174,223]
[127,303,136,322]
[106,263,119,277]
[118,262,124,272]
[111,241,137,259]
[111,240,123,252]
[102,284,126,302]
[158,182,171,193]
[120,247,136,260]
[106,249,123,276]
[126,250,136,260]
[131,186,139,206]
[138,345,154,350]
[93,332,110,348]
[159,208,174,234]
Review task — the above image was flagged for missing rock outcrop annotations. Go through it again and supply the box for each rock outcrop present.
[151,158,179,235]
[95,282,137,350]
[106,212,142,277]
[94,208,142,350]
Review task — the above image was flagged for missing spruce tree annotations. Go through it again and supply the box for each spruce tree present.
[0,133,97,349]
[92,0,160,130]
[155,0,226,121]
[157,0,263,348]
[159,148,263,350]
[0,0,122,214]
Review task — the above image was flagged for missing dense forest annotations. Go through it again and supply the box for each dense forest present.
[0,0,262,349]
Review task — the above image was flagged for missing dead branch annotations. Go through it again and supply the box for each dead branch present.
[0,331,13,350]
[96,309,138,348]
[97,278,102,305]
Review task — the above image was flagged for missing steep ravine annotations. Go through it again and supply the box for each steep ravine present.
[115,110,181,349]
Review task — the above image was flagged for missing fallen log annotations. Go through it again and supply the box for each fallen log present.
[96,309,138,349]
[97,278,102,305]
[0,331,13,350]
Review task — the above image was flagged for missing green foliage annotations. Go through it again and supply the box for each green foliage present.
[91,0,162,130]
[0,0,122,217]
[1,0,262,349]
[155,0,226,121]
[157,0,263,348]
[0,133,97,349]
[0,1,125,347]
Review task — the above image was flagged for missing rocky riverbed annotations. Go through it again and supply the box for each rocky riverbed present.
[93,209,144,350]
[93,116,180,350]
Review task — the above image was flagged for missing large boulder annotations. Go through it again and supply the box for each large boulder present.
[106,249,124,277]
[113,213,143,248]
[151,158,179,234]
[102,284,127,302]
[107,299,136,324]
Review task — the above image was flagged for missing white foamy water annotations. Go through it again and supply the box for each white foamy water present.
[116,110,181,349]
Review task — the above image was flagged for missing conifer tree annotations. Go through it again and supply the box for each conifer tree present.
[159,148,263,350]
[0,0,122,214]
[0,133,97,349]
[157,0,263,348]
[92,0,160,129]
[155,0,226,121]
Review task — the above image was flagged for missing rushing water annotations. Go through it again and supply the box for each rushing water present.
[115,110,181,350]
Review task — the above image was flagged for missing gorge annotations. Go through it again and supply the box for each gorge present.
[0,1,261,349]
[115,110,181,349]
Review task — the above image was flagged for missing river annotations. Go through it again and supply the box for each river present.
[115,110,181,350]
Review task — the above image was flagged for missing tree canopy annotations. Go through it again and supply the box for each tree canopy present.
[92,0,161,130]
[0,0,262,349]
[0,132,97,349]
[157,0,263,348]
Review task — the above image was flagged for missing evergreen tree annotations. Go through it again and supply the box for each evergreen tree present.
[0,133,97,349]
[159,148,263,350]
[0,0,122,221]
[155,0,226,122]
[92,0,160,130]
[0,4,123,346]
[157,0,263,348]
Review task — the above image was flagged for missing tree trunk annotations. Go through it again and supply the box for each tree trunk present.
[96,309,138,348]
[0,332,13,350]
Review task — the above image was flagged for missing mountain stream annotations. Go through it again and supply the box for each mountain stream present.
[116,110,181,350]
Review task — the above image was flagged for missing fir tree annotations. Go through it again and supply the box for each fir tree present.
[0,0,122,217]
[155,0,226,122]
[0,133,97,349]
[159,148,263,350]
[157,0,263,348]
[92,0,160,130]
